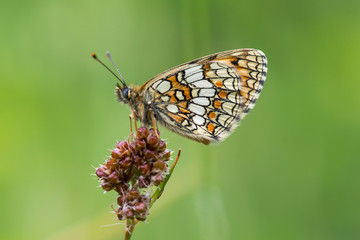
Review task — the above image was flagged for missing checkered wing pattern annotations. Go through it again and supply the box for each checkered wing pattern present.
[143,49,267,144]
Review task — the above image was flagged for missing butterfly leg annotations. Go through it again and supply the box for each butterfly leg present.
[128,115,134,140]
[147,108,159,138]
[130,110,138,131]
[127,111,138,142]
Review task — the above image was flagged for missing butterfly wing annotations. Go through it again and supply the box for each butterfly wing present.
[142,49,267,144]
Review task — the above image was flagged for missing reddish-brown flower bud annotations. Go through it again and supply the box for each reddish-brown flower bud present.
[105,158,118,170]
[144,149,156,161]
[129,142,135,152]
[135,139,146,151]
[134,202,147,213]
[117,196,124,206]
[124,207,134,218]
[136,127,149,140]
[136,213,147,221]
[151,174,164,186]
[111,148,123,159]
[123,169,133,182]
[119,157,132,169]
[158,140,166,152]
[101,182,114,191]
[108,171,119,183]
[147,134,160,149]
[115,183,129,194]
[153,160,165,171]
[133,155,143,166]
[138,176,150,188]
[96,167,107,178]
[122,149,131,158]
[161,150,171,160]
[139,163,151,176]
[128,190,140,201]
[116,140,128,150]
[117,210,125,220]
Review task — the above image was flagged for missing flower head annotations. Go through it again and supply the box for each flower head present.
[96,127,172,221]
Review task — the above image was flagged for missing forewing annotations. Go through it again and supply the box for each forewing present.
[143,49,267,144]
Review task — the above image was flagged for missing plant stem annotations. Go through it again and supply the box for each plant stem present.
[124,218,136,240]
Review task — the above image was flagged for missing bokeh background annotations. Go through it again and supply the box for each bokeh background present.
[1,0,360,239]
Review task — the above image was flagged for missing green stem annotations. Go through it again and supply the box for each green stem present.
[124,218,136,240]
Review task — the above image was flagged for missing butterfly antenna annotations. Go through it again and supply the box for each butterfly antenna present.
[106,51,127,86]
[91,52,126,86]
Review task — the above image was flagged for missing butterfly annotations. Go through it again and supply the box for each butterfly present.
[92,49,267,145]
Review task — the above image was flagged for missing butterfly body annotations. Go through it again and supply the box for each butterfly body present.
[115,49,267,145]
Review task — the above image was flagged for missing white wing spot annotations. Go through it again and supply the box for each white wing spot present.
[193,115,205,125]
[184,65,202,77]
[187,122,197,131]
[189,103,206,115]
[157,80,171,93]
[199,88,216,97]
[161,95,170,101]
[192,80,213,88]
[177,72,184,83]
[186,72,204,83]
[151,80,161,89]
[175,91,185,100]
[182,119,189,126]
[191,88,200,97]
[166,104,179,113]
[192,97,210,106]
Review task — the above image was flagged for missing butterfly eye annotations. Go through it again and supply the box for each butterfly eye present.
[123,88,130,100]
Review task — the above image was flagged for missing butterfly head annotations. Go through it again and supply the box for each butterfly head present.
[116,82,132,104]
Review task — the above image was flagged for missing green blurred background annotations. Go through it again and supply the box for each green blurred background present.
[1,0,360,239]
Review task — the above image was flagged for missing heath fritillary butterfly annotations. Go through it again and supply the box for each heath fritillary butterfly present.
[92,49,267,145]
